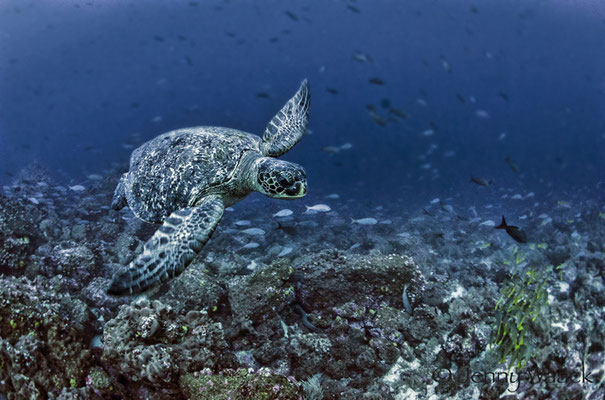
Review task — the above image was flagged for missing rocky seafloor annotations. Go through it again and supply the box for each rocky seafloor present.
[0,167,604,400]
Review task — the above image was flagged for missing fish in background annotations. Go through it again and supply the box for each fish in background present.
[470,176,493,186]
[495,216,528,243]
[505,156,520,173]
[352,51,373,63]
[285,10,298,21]
[368,110,387,126]
[305,204,331,213]
[388,108,408,119]
[321,143,353,154]
[347,5,360,13]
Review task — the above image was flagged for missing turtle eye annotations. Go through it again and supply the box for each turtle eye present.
[279,178,289,187]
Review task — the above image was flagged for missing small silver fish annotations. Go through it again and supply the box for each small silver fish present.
[69,185,86,192]
[305,204,331,213]
[278,247,293,257]
[475,109,490,119]
[352,51,373,63]
[351,217,378,225]
[242,228,265,236]
[273,209,293,218]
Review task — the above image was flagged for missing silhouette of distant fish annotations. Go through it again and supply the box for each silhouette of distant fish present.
[369,77,384,85]
[368,110,387,126]
[321,146,341,154]
[470,176,492,186]
[285,10,298,21]
[495,216,527,243]
[505,156,520,173]
[256,92,270,98]
[352,51,373,63]
[347,5,360,13]
[388,108,408,119]
[326,87,338,95]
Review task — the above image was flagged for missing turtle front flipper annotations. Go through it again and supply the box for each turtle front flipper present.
[107,195,224,295]
[112,173,128,211]
[260,79,310,157]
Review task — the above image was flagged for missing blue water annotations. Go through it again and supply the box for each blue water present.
[1,0,604,202]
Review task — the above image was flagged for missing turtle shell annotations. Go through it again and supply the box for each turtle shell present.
[124,126,260,223]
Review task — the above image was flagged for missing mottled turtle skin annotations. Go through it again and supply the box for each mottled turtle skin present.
[108,80,310,295]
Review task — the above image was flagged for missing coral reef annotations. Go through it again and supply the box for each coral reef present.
[0,276,92,398]
[0,170,603,399]
[101,298,232,389]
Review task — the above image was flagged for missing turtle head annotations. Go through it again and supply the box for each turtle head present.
[253,158,307,199]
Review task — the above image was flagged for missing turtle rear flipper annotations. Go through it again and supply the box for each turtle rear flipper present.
[260,79,310,157]
[112,173,128,211]
[107,196,224,295]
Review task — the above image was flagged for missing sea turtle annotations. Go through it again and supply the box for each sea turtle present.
[107,80,310,295]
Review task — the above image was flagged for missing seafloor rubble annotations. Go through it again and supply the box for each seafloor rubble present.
[0,170,603,399]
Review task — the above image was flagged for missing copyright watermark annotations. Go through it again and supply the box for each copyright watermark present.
[432,361,594,393]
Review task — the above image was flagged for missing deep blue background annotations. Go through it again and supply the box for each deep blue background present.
[1,0,604,204]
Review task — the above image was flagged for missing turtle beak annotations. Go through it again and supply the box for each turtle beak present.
[285,181,307,198]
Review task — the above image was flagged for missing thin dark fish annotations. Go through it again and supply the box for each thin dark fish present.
[456,93,466,103]
[285,10,298,21]
[369,77,384,85]
[369,111,387,126]
[388,108,408,119]
[499,91,509,101]
[505,156,520,173]
[326,87,338,95]
[256,92,270,98]
[423,208,435,217]
[347,5,360,13]
[470,176,492,186]
[185,56,193,66]
[495,216,527,243]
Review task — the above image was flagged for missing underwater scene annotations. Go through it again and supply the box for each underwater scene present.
[1,0,604,399]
